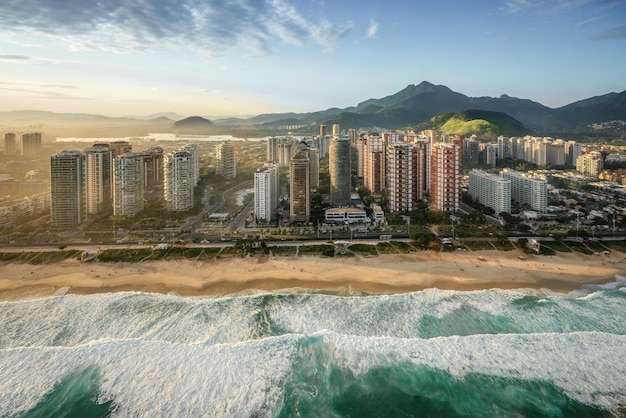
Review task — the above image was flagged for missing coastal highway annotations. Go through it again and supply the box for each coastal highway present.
[1,235,624,254]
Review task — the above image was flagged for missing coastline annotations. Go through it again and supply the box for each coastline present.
[0,248,624,301]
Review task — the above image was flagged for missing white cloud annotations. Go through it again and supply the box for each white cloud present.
[367,20,379,38]
[0,0,352,57]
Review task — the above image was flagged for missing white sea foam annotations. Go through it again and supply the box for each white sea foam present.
[317,331,626,411]
[0,336,300,417]
[1,289,625,415]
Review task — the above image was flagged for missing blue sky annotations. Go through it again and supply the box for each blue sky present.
[1,0,625,118]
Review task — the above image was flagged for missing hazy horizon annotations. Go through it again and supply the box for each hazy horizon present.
[1,0,625,118]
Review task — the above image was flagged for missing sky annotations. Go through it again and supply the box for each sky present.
[1,0,625,118]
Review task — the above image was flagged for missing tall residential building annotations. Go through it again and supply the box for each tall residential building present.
[110,141,132,158]
[50,150,86,227]
[217,142,236,179]
[319,124,327,137]
[329,136,351,207]
[277,137,294,166]
[348,128,358,145]
[332,124,341,136]
[430,142,461,212]
[289,151,310,223]
[406,135,431,193]
[113,153,144,216]
[4,133,16,155]
[254,163,279,223]
[309,147,320,190]
[164,150,194,212]
[576,151,603,177]
[84,146,113,215]
[21,132,42,156]
[363,134,386,195]
[137,147,164,191]
[267,137,279,162]
[468,169,511,215]
[385,142,426,213]
[181,144,200,186]
[480,143,497,168]
[565,141,582,167]
[501,169,547,213]
[463,138,480,168]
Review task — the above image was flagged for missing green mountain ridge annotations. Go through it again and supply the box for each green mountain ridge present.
[414,110,531,138]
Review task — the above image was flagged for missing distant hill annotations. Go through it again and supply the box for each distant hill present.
[414,110,531,138]
[172,116,214,133]
[244,81,626,135]
[1,82,625,138]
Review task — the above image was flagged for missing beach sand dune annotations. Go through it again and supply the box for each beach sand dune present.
[0,248,624,300]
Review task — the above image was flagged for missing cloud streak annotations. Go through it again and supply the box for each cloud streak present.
[0,0,352,56]
[367,20,379,38]
[592,24,626,40]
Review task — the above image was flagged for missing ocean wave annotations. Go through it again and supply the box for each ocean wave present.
[1,331,624,417]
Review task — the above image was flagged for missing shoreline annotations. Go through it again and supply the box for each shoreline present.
[0,248,624,301]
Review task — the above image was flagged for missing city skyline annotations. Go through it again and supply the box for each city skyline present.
[1,0,625,118]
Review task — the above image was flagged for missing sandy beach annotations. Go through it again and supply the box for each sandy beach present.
[0,248,624,301]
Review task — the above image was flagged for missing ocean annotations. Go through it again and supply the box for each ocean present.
[1,277,625,417]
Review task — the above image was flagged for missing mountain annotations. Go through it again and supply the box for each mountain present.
[414,110,531,138]
[248,81,626,134]
[172,116,214,133]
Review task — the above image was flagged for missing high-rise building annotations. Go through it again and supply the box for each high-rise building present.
[348,128,358,145]
[546,143,566,166]
[565,141,582,167]
[50,150,86,227]
[363,134,385,195]
[110,141,132,158]
[180,144,199,186]
[576,151,603,178]
[289,151,310,223]
[164,150,194,212]
[430,142,461,212]
[468,169,511,215]
[217,142,236,179]
[113,153,144,216]
[501,169,547,213]
[21,132,42,156]
[319,125,327,137]
[463,138,480,168]
[385,142,426,213]
[277,137,294,166]
[137,147,164,191]
[479,143,497,167]
[84,146,113,215]
[4,133,16,155]
[267,137,279,162]
[332,124,341,136]
[329,136,351,207]
[254,163,279,224]
[405,135,431,193]
[309,147,320,190]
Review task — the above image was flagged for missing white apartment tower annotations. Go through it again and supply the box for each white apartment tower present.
[501,169,547,213]
[254,163,279,224]
[576,151,603,177]
[164,150,194,212]
[181,144,200,186]
[84,146,113,215]
[217,142,236,179]
[113,153,144,216]
[468,169,511,215]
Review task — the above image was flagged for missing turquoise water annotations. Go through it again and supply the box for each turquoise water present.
[0,278,625,417]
